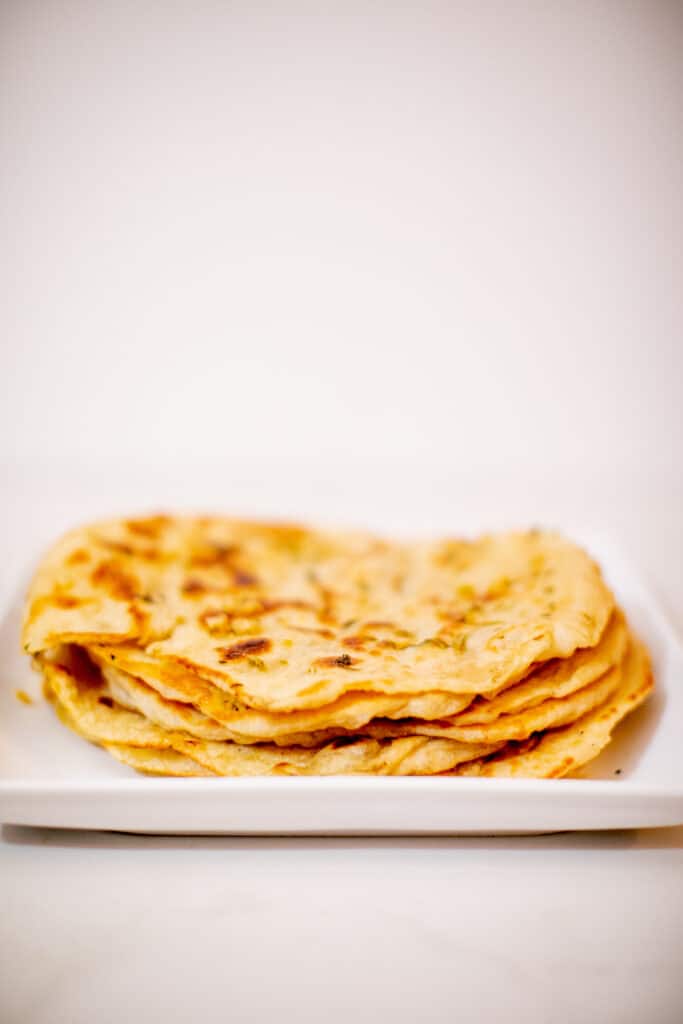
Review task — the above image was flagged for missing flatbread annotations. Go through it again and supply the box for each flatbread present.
[451,609,627,726]
[94,661,464,749]
[168,733,503,777]
[85,609,626,746]
[357,659,623,744]
[90,645,474,738]
[101,663,235,741]
[38,650,501,776]
[105,745,218,777]
[25,516,652,779]
[262,612,631,746]
[23,517,613,711]
[453,639,653,778]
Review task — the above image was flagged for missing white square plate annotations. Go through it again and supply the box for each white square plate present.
[1,535,682,834]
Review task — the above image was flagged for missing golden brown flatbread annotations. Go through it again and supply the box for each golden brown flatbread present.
[90,645,473,740]
[39,649,501,776]
[451,609,628,726]
[106,745,218,777]
[453,640,653,778]
[23,517,613,711]
[88,609,628,745]
[24,515,653,780]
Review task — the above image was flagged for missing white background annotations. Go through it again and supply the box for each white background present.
[1,2,682,1022]
[2,1,682,473]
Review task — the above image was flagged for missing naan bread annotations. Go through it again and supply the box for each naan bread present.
[80,608,626,750]
[453,640,653,778]
[24,515,652,780]
[24,517,613,711]
[90,645,474,738]
[451,609,627,726]
[357,660,623,744]
[106,746,218,777]
[38,649,501,776]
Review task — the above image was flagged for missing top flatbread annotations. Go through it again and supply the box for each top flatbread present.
[23,517,613,712]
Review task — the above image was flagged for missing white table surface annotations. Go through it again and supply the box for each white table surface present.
[2,825,682,1024]
[1,461,682,1024]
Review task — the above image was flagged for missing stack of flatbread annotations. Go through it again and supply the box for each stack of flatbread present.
[22,516,653,778]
